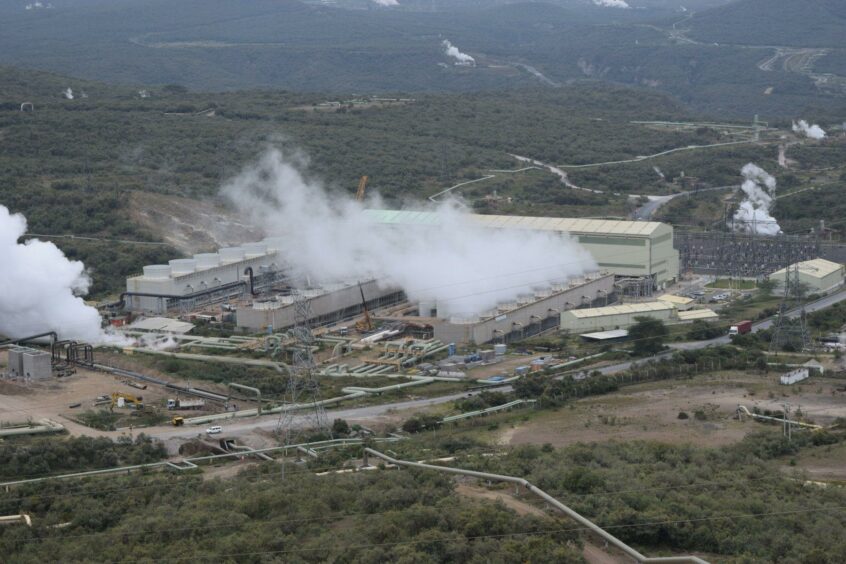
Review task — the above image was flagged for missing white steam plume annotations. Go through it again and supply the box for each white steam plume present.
[62,88,74,100]
[0,206,125,344]
[792,119,826,140]
[442,40,475,65]
[372,0,399,5]
[221,149,596,318]
[592,0,629,8]
[731,163,781,236]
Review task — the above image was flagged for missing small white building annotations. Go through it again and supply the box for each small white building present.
[770,258,845,296]
[657,294,695,311]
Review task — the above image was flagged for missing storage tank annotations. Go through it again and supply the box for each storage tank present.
[219,247,245,264]
[168,259,196,275]
[143,265,171,279]
[242,243,267,258]
[494,343,507,356]
[193,253,220,269]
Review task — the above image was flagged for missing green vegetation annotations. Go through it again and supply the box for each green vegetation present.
[0,435,165,481]
[628,316,669,356]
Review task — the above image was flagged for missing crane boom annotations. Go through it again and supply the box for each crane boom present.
[355,176,368,202]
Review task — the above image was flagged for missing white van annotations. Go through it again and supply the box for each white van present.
[206,425,223,435]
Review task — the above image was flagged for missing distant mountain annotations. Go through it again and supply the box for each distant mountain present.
[688,0,846,47]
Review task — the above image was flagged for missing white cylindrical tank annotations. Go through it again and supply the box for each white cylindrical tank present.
[494,343,507,356]
[143,265,171,279]
[193,253,221,269]
[219,247,245,264]
[242,243,267,257]
[168,259,196,275]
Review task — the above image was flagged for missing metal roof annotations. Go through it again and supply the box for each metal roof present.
[564,302,673,319]
[676,309,718,321]
[771,258,844,280]
[129,317,196,334]
[363,209,665,237]
[580,329,630,340]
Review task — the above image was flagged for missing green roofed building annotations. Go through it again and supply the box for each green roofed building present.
[363,210,680,289]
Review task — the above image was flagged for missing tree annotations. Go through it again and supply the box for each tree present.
[331,418,350,436]
[628,316,668,356]
[757,278,777,297]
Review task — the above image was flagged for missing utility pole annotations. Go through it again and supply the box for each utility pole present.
[276,289,331,450]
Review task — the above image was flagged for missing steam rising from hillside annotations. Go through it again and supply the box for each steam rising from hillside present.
[792,120,826,140]
[62,88,74,100]
[222,149,596,317]
[442,40,475,65]
[731,163,781,236]
[0,206,115,343]
[593,0,629,8]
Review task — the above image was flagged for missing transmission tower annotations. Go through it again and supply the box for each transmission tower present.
[770,261,810,352]
[276,290,331,446]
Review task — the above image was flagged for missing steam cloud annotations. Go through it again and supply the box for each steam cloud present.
[221,149,596,318]
[0,206,120,343]
[792,120,826,140]
[372,0,399,5]
[62,88,74,100]
[442,40,475,65]
[592,0,629,8]
[731,163,781,236]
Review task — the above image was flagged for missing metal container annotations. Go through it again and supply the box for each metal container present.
[494,343,507,355]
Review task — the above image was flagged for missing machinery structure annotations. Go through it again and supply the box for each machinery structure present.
[770,262,810,352]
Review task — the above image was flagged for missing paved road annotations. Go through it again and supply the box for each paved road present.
[631,185,738,221]
[146,386,510,441]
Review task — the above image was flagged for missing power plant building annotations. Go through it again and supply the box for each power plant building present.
[560,302,675,333]
[363,210,679,288]
[126,239,287,313]
[427,273,616,344]
[235,280,405,332]
[770,258,845,296]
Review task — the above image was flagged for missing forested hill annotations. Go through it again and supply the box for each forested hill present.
[1,0,844,117]
[687,0,846,47]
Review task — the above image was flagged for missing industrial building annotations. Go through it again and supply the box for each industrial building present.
[560,302,675,333]
[771,258,845,295]
[364,210,680,288]
[425,273,616,344]
[5,347,51,380]
[235,279,405,333]
[126,239,288,313]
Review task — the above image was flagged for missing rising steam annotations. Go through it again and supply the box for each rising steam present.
[792,120,826,140]
[0,206,120,343]
[62,88,74,100]
[731,163,781,236]
[221,149,596,318]
[593,0,629,7]
[371,0,399,5]
[442,40,475,65]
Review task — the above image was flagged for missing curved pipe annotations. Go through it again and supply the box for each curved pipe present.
[364,449,710,564]
[0,331,58,347]
[228,382,262,416]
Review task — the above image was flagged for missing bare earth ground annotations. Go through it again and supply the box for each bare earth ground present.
[129,191,262,254]
[781,440,846,481]
[500,373,846,448]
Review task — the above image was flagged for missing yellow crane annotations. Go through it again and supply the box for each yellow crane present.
[354,281,374,332]
[110,392,144,410]
[355,176,368,202]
